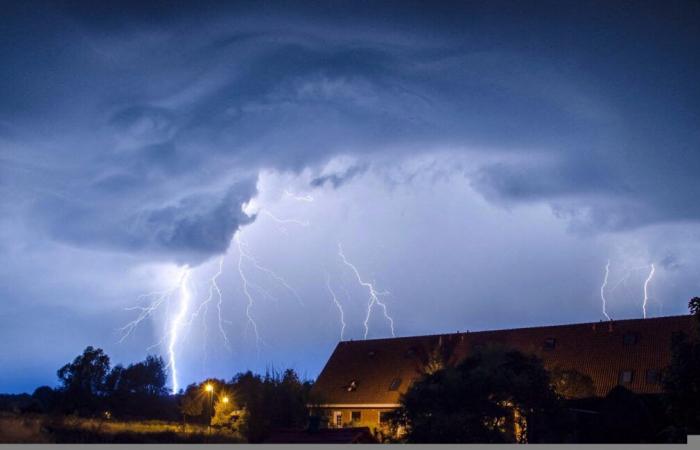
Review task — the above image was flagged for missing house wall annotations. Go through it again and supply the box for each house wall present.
[323,407,393,431]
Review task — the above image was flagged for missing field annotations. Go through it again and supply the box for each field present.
[0,412,243,443]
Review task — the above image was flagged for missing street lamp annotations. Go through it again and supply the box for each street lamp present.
[222,396,229,404]
[204,384,214,435]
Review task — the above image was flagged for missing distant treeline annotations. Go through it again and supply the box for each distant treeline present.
[2,347,312,442]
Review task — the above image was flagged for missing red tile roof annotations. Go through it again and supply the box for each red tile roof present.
[311,315,695,405]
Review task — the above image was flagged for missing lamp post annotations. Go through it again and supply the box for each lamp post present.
[205,383,214,435]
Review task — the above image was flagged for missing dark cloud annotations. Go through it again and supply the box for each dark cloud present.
[310,163,369,189]
[36,179,257,264]
[1,1,700,392]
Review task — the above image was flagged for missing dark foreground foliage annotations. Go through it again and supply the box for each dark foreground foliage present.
[391,345,571,443]
[0,346,311,443]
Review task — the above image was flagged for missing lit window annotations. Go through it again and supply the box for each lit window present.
[388,378,402,391]
[646,369,661,384]
[351,411,361,422]
[619,370,634,384]
[623,333,638,345]
[543,338,556,350]
[345,380,358,392]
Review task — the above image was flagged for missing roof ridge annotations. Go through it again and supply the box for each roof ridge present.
[338,314,692,344]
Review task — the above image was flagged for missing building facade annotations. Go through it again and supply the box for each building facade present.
[309,315,694,432]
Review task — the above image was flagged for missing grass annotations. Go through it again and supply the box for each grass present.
[0,412,243,443]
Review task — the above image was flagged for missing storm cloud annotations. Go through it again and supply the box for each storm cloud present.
[1,1,699,392]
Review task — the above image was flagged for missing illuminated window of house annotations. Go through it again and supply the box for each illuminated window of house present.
[623,333,638,345]
[543,337,556,350]
[388,377,402,391]
[351,411,361,422]
[334,411,342,427]
[618,370,634,384]
[346,380,358,392]
[645,369,661,384]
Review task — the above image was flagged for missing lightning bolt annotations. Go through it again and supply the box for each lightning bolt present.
[642,263,655,319]
[600,260,611,321]
[167,267,192,394]
[237,238,304,307]
[118,267,191,345]
[235,234,261,349]
[325,273,346,341]
[260,209,310,227]
[181,256,228,351]
[284,189,314,202]
[337,243,395,339]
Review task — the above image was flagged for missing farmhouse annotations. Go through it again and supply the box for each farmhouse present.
[309,315,694,432]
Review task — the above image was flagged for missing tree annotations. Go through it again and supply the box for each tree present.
[32,386,60,414]
[105,355,169,418]
[663,297,700,437]
[391,345,569,443]
[211,391,237,429]
[550,367,595,399]
[56,346,111,414]
[414,335,461,375]
[598,386,655,443]
[179,383,206,427]
[230,369,311,442]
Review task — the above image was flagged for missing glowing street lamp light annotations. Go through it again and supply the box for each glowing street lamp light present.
[222,396,229,404]
[204,383,214,436]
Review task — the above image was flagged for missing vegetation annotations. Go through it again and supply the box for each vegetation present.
[0,346,311,443]
[2,297,700,443]
[391,345,569,443]
[663,297,700,438]
[177,369,312,442]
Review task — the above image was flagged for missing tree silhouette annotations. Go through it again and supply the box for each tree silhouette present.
[392,345,568,443]
[663,297,700,437]
[56,346,111,414]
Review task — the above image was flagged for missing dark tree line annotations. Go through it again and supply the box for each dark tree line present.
[177,369,312,442]
[29,347,176,420]
[20,346,312,442]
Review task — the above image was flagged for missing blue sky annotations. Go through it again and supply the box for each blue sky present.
[1,0,699,393]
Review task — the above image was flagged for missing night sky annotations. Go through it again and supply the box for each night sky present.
[2,1,700,393]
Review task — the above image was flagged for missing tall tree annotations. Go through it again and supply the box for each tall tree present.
[392,345,569,443]
[105,355,169,418]
[56,346,111,414]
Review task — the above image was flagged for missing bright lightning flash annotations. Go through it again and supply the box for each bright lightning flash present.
[284,189,314,202]
[642,263,655,319]
[235,234,261,348]
[600,260,611,321]
[337,243,395,339]
[168,267,192,394]
[325,273,346,341]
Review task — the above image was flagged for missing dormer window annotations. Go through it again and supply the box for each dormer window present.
[345,380,358,392]
[623,333,638,345]
[543,338,556,350]
[619,370,634,384]
[646,369,661,384]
